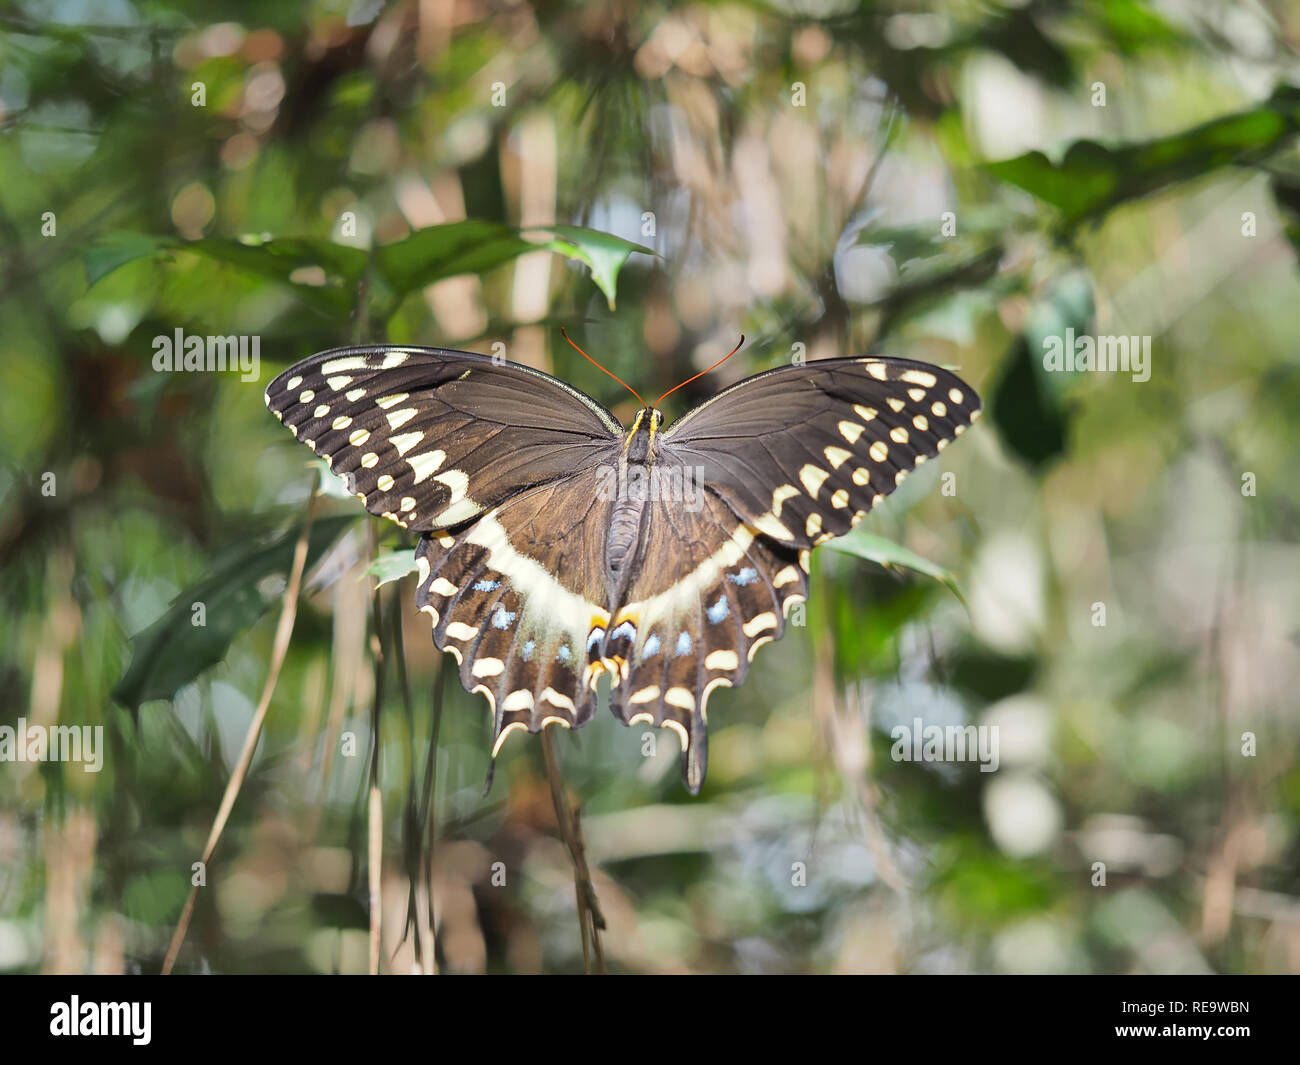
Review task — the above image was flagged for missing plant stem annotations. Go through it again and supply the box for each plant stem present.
[540,728,606,973]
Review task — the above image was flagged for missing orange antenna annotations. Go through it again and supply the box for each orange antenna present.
[560,327,646,408]
[653,335,745,409]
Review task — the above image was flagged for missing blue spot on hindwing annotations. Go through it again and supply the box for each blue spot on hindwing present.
[491,607,516,630]
[728,567,758,586]
[609,621,636,643]
[521,640,535,662]
[473,578,501,592]
[707,595,730,624]
[557,644,572,663]
[675,632,691,656]
[642,633,661,658]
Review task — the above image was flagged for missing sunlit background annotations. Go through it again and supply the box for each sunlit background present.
[2,0,1299,974]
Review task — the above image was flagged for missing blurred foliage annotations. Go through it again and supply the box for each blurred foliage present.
[1,0,1299,975]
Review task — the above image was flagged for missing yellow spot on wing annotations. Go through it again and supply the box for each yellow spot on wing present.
[407,451,446,483]
[799,464,830,497]
[321,356,369,374]
[391,431,424,456]
[773,566,800,587]
[664,688,694,709]
[540,687,577,713]
[772,484,800,517]
[662,719,689,751]
[823,446,851,469]
[704,650,739,670]
[502,690,534,712]
[491,721,527,757]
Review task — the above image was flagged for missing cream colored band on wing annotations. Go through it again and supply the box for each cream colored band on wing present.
[616,523,756,632]
[463,513,609,645]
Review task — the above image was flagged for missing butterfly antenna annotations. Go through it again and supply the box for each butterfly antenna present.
[560,327,646,408]
[653,335,745,410]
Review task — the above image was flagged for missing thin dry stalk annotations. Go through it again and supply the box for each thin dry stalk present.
[161,475,319,974]
[366,523,387,975]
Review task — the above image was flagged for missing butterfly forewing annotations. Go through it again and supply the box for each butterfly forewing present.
[661,356,981,550]
[265,345,622,532]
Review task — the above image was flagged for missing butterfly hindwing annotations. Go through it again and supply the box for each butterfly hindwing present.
[413,467,615,753]
[600,466,810,792]
[265,345,622,532]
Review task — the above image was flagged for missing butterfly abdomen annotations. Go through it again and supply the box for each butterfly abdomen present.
[606,483,646,578]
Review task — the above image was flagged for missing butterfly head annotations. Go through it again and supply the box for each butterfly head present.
[624,407,664,462]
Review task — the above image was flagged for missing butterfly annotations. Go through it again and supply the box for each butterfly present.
[265,335,980,793]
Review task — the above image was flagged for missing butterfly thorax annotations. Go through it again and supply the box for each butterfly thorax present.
[605,407,665,587]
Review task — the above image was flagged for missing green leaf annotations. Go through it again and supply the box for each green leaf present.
[536,224,654,310]
[987,86,1300,226]
[113,514,357,711]
[83,231,164,287]
[175,235,368,314]
[822,529,966,606]
[372,220,540,295]
[85,232,369,315]
[988,269,1090,469]
[1098,0,1184,52]
[310,458,355,501]
[86,221,650,320]
[365,550,420,588]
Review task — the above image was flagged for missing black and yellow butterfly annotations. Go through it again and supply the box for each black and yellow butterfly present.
[265,337,980,792]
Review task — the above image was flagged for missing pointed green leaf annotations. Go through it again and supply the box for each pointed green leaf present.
[823,529,966,606]
[537,224,654,310]
[365,550,420,588]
